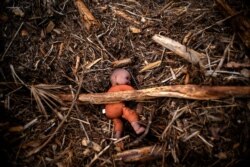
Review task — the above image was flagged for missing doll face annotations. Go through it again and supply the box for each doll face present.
[111,69,131,86]
[116,73,131,85]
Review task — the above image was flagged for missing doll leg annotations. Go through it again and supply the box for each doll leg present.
[113,118,123,138]
[122,107,145,134]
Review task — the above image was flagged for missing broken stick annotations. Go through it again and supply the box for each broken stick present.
[113,145,163,162]
[152,34,207,68]
[74,0,100,31]
[58,85,250,104]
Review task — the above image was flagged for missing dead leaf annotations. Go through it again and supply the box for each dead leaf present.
[46,21,55,33]
[12,7,25,17]
[139,60,161,73]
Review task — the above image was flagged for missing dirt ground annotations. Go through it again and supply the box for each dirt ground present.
[0,0,250,166]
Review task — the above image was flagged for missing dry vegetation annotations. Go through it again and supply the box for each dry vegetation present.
[0,0,250,166]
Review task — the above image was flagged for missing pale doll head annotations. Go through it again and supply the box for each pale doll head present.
[110,68,131,86]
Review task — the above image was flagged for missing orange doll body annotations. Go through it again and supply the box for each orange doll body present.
[105,69,145,139]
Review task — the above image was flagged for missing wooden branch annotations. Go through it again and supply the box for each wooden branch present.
[215,0,250,48]
[58,85,250,104]
[113,145,163,162]
[74,0,100,31]
[152,34,207,68]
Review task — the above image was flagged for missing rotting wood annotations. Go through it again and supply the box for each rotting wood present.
[215,0,250,48]
[74,0,100,31]
[58,85,250,104]
[113,145,163,162]
[152,34,207,68]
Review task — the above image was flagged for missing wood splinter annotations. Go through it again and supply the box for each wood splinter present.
[152,34,207,68]
[113,145,163,162]
[58,85,250,104]
[74,0,100,31]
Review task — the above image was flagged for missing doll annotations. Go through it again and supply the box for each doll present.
[105,68,145,139]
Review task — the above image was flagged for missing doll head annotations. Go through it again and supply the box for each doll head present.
[110,68,131,86]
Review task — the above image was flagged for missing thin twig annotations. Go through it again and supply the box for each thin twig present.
[70,117,90,125]
[161,106,187,139]
[205,43,212,71]
[73,104,92,142]
[197,134,213,148]
[10,64,26,86]
[1,22,24,61]
[216,33,235,71]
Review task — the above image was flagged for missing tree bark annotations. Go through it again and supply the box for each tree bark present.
[58,85,250,104]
